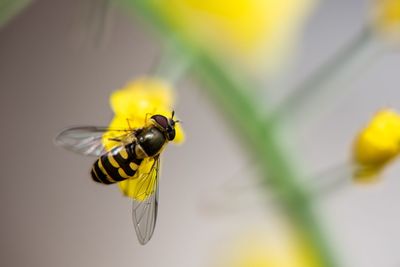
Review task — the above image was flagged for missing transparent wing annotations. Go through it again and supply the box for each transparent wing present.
[131,156,160,245]
[55,126,135,157]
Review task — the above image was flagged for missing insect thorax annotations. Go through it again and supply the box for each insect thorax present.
[136,126,167,157]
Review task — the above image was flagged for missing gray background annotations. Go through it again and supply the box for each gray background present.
[1,0,400,267]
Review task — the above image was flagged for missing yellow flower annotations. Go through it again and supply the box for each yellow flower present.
[151,0,316,74]
[352,109,400,182]
[214,225,322,267]
[103,77,184,199]
[371,0,400,44]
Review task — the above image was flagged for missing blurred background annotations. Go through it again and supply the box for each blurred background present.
[1,0,400,267]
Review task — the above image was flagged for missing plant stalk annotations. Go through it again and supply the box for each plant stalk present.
[119,0,338,266]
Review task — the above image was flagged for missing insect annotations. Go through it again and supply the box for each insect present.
[55,112,179,245]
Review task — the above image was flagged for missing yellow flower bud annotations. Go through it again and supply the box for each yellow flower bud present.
[352,109,400,182]
[103,77,185,199]
[215,225,322,267]
[151,0,316,74]
[371,0,400,44]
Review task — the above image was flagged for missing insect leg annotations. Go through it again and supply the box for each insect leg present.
[126,118,136,130]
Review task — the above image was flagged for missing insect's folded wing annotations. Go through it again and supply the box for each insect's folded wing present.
[125,157,160,245]
[118,157,156,199]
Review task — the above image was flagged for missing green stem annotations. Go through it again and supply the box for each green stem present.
[196,54,337,267]
[119,0,338,266]
[0,0,32,28]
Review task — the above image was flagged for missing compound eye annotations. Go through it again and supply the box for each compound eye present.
[151,115,168,129]
[167,129,176,141]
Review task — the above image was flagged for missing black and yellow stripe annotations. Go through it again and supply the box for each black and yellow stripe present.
[90,144,142,184]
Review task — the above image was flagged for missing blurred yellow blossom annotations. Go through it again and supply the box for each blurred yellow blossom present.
[151,0,316,74]
[103,77,184,199]
[214,225,322,267]
[352,109,400,182]
[371,0,400,44]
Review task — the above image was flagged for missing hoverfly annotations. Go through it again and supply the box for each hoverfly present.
[55,111,179,245]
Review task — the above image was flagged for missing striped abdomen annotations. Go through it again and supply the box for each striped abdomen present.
[91,143,143,184]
